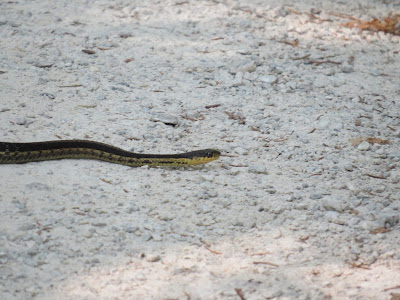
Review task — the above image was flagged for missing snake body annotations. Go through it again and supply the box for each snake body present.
[0,140,220,167]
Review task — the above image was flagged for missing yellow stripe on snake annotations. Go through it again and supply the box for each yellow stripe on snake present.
[0,140,220,167]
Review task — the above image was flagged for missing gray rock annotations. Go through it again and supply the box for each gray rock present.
[258,75,277,84]
[265,186,277,194]
[18,223,36,231]
[341,63,354,73]
[151,234,162,241]
[357,141,370,151]
[123,225,138,233]
[231,72,244,86]
[248,164,268,174]
[152,113,179,126]
[234,147,248,155]
[96,94,106,100]
[272,6,289,17]
[15,117,27,125]
[311,193,323,200]
[146,254,161,262]
[286,81,297,90]
[389,151,400,159]
[322,198,344,212]
[231,60,256,74]
[25,182,51,191]
[378,214,399,228]
[344,163,354,171]
[325,211,346,225]
[200,175,214,182]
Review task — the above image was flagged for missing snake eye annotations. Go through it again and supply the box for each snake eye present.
[205,150,220,158]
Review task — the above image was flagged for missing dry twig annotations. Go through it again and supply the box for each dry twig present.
[225,111,246,124]
[383,285,400,292]
[234,288,247,300]
[205,104,221,109]
[253,261,279,267]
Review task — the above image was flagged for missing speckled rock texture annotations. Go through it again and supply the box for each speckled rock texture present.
[0,0,399,299]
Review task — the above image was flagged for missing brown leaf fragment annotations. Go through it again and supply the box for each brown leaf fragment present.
[279,39,299,47]
[348,262,371,270]
[349,137,364,146]
[250,126,262,132]
[348,209,359,216]
[391,293,400,300]
[365,137,390,145]
[370,227,391,234]
[349,137,390,146]
[100,178,113,184]
[285,7,302,15]
[343,13,400,36]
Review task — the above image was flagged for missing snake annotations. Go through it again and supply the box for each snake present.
[0,140,220,167]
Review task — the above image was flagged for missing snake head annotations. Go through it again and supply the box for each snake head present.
[187,148,220,165]
[203,149,221,159]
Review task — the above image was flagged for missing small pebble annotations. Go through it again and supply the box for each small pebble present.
[357,141,370,151]
[258,75,277,84]
[234,147,248,155]
[325,211,346,225]
[344,163,354,172]
[265,187,276,194]
[152,113,179,126]
[146,254,161,262]
[15,117,27,125]
[201,174,215,182]
[123,226,138,233]
[322,198,344,212]
[310,193,323,200]
[248,165,268,174]
[231,60,256,74]
[92,222,107,227]
[378,214,399,228]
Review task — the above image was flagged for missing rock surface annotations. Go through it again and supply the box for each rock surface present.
[0,0,399,299]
